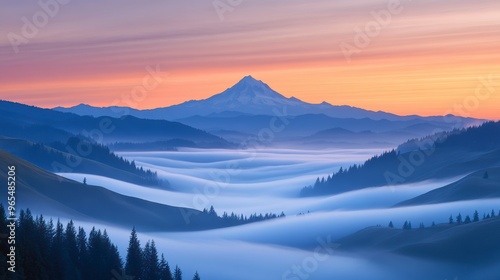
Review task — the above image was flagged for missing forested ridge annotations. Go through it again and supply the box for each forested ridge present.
[0,204,200,280]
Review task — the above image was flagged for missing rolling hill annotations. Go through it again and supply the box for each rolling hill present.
[396,167,500,206]
[0,137,162,186]
[337,216,500,264]
[0,150,222,231]
[302,121,500,196]
[0,100,234,148]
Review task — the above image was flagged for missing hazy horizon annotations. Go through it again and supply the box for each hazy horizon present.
[1,1,499,118]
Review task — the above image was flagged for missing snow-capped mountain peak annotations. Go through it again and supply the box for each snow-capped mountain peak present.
[210,75,289,106]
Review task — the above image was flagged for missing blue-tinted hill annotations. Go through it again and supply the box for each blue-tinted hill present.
[0,150,212,231]
[0,100,234,148]
[396,167,500,206]
[337,215,500,265]
[0,137,162,186]
[302,122,500,196]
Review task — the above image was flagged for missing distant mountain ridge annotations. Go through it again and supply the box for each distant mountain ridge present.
[54,75,407,120]
[52,76,484,148]
[0,100,233,148]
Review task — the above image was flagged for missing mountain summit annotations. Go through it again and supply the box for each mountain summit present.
[205,75,292,108]
[226,75,281,96]
[221,75,284,99]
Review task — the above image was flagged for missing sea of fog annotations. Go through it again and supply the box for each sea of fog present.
[53,148,500,280]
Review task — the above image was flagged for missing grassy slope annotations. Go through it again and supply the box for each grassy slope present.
[397,167,500,206]
[337,216,500,264]
[0,138,162,186]
[0,150,219,231]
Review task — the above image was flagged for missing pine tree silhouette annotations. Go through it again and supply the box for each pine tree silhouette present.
[473,210,480,222]
[464,215,471,224]
[174,265,183,280]
[125,227,143,279]
[159,254,173,280]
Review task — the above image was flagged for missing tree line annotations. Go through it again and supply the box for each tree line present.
[387,209,500,230]
[14,139,160,186]
[124,227,199,280]
[302,121,500,196]
[0,204,200,280]
[49,136,160,185]
[205,205,286,226]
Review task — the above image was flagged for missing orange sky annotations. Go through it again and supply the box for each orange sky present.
[1,0,499,119]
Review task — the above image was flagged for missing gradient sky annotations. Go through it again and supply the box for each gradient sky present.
[1,0,499,119]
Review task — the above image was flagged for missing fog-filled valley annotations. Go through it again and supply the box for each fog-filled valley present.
[47,148,500,280]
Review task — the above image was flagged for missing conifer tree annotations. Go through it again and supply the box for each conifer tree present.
[464,215,471,224]
[208,206,217,216]
[174,265,183,280]
[143,240,160,280]
[125,227,143,279]
[36,215,53,279]
[18,209,42,279]
[473,210,480,222]
[159,254,174,280]
[77,227,89,279]
[65,220,82,279]
[87,228,103,279]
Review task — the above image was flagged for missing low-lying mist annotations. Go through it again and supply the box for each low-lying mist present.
[47,148,500,280]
